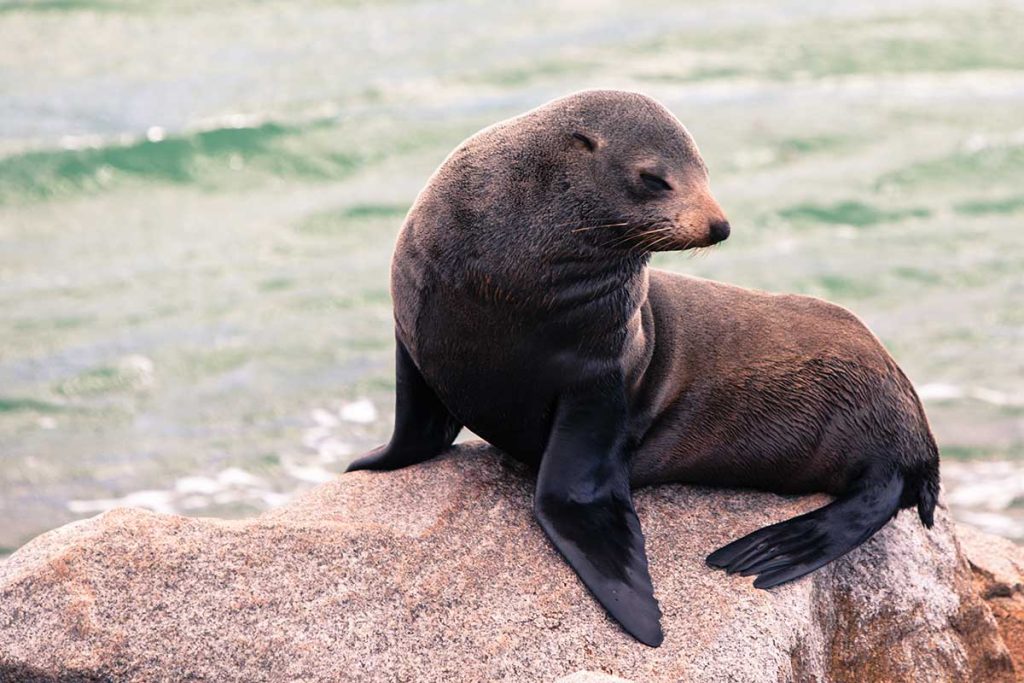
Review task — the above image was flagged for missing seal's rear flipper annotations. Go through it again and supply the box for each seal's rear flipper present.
[347,335,461,472]
[534,386,663,647]
[706,470,907,589]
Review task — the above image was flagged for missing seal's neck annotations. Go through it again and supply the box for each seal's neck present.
[523,251,651,345]
[452,215,653,335]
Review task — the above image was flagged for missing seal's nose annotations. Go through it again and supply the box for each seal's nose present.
[709,220,731,244]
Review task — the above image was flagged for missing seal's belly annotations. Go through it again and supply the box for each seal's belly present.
[631,393,845,494]
[628,354,909,495]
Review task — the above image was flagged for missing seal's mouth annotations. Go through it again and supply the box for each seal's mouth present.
[641,214,730,252]
[653,180,730,251]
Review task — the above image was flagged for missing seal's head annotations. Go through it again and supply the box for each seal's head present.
[549,90,729,252]
[408,89,729,283]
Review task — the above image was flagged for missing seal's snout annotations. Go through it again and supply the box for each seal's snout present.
[709,220,731,244]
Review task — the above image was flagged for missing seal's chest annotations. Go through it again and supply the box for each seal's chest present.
[410,328,559,462]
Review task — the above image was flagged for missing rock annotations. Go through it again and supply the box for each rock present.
[958,524,1024,678]
[555,673,633,683]
[0,443,1017,682]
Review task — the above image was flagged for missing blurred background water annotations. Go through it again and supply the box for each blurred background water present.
[1,0,1022,554]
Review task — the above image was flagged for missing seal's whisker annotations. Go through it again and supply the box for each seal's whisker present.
[570,222,631,233]
[558,217,628,228]
[608,232,646,249]
[649,234,679,251]
[641,230,674,248]
[633,226,678,251]
[601,218,676,250]
[640,230,670,245]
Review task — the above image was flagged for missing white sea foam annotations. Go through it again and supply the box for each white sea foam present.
[283,462,337,484]
[302,426,333,449]
[314,438,353,462]
[177,495,211,511]
[953,510,1024,539]
[303,406,359,461]
[217,467,267,488]
[69,466,275,518]
[311,408,339,427]
[175,475,221,495]
[942,460,1024,540]
[259,491,292,507]
[340,399,377,424]
[68,489,176,515]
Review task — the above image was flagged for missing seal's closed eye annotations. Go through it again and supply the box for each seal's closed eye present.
[640,172,672,193]
[571,131,596,152]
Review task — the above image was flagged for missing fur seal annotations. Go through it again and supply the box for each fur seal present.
[347,90,940,647]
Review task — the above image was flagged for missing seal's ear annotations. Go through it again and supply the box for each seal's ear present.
[571,132,597,152]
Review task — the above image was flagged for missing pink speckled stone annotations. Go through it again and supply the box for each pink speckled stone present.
[0,443,1016,682]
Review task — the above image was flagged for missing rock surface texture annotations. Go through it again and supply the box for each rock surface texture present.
[958,524,1024,678]
[0,443,1020,682]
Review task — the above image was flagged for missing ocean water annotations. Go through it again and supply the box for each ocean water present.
[1,0,1022,553]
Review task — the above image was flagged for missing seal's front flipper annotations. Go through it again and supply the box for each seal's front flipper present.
[534,385,663,647]
[347,335,461,472]
[706,468,905,589]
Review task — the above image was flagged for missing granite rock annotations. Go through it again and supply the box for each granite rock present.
[958,524,1024,679]
[0,443,1017,682]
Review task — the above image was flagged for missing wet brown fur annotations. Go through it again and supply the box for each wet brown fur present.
[632,272,937,497]
[391,89,938,502]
